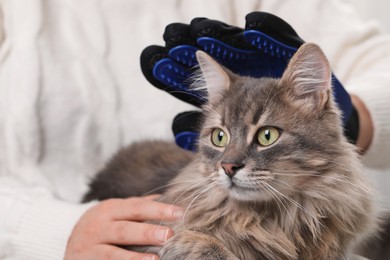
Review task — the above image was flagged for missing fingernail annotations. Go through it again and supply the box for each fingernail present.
[155,228,169,243]
[143,255,158,260]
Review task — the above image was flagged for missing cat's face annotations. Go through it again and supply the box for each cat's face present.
[196,43,346,202]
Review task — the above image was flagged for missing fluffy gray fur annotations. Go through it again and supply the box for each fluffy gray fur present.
[84,43,381,259]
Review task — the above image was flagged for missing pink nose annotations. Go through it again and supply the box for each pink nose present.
[221,163,244,178]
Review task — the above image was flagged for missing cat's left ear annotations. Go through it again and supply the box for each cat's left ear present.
[280,43,332,112]
[196,51,231,103]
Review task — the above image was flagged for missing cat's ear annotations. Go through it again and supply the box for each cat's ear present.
[196,51,230,103]
[280,43,332,112]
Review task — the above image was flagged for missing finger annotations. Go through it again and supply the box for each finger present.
[245,11,303,49]
[163,22,196,48]
[190,17,254,50]
[104,221,174,246]
[94,244,159,260]
[110,197,183,222]
[140,45,169,89]
[143,194,162,201]
[188,17,265,77]
[140,45,204,107]
[146,56,205,107]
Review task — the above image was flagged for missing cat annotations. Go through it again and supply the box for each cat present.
[84,43,379,259]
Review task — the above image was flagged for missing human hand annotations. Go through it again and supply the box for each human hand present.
[64,195,183,260]
[140,12,357,151]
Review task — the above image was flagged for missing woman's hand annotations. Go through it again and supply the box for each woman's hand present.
[64,195,183,260]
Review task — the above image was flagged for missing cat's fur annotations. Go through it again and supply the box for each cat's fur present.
[84,43,379,259]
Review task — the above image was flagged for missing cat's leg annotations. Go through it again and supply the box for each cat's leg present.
[160,230,239,260]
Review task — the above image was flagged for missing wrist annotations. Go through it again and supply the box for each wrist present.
[350,94,374,154]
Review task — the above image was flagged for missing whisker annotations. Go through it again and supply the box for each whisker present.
[173,110,203,122]
[182,181,217,228]
[263,184,293,221]
[272,178,295,191]
[153,176,215,227]
[202,103,225,119]
[263,86,285,109]
[169,90,208,103]
[157,176,214,205]
[142,178,209,197]
[273,171,352,185]
[170,177,215,205]
[263,182,325,229]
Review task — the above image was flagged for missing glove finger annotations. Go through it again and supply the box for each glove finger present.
[190,17,254,50]
[165,18,255,69]
[243,12,301,62]
[153,57,206,106]
[164,22,197,48]
[190,17,258,72]
[245,11,303,50]
[140,45,170,90]
[161,23,204,105]
[172,111,203,152]
[163,22,200,67]
[197,37,279,77]
[141,45,206,107]
[186,17,273,77]
[244,11,352,124]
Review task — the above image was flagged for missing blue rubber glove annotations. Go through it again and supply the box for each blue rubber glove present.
[140,12,358,151]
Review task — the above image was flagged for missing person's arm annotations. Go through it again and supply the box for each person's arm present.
[320,0,390,168]
[351,95,374,154]
[348,63,390,169]
[0,177,182,260]
[0,177,96,259]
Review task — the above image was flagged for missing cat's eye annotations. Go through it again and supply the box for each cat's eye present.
[257,127,280,147]
[211,128,228,147]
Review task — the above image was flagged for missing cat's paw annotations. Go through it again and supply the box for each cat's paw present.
[160,230,239,260]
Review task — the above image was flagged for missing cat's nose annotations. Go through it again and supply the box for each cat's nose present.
[221,162,244,178]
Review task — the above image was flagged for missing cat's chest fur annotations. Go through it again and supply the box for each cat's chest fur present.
[174,200,297,259]
[162,159,358,260]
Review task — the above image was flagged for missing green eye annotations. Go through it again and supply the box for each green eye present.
[211,128,228,147]
[257,127,280,147]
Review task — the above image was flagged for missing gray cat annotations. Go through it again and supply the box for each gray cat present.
[84,43,382,259]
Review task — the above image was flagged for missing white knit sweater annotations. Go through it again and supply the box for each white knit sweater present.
[1,0,390,259]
